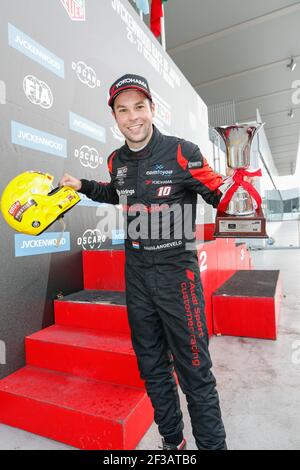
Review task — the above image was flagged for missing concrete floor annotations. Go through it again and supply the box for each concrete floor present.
[0,248,300,450]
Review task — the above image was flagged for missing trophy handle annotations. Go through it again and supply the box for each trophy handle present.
[254,122,265,137]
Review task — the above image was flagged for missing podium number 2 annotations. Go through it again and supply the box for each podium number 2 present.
[199,251,207,272]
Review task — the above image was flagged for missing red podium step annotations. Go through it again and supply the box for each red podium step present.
[0,366,153,450]
[83,250,125,291]
[54,290,130,335]
[26,325,144,388]
[212,270,282,340]
[0,248,153,450]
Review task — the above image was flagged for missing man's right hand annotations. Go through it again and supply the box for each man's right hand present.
[59,173,82,191]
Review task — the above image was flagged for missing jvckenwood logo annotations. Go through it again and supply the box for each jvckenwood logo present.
[11,121,67,158]
[15,233,71,257]
[8,23,65,79]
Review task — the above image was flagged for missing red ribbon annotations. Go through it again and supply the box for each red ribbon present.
[218,168,262,213]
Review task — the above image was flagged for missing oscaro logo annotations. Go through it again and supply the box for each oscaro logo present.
[77,229,106,250]
[74,145,103,169]
[72,61,100,88]
[23,75,53,109]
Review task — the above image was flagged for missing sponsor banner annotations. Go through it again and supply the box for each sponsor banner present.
[61,0,86,21]
[8,23,65,78]
[111,0,181,89]
[15,232,71,257]
[112,229,125,245]
[69,112,106,143]
[11,121,67,158]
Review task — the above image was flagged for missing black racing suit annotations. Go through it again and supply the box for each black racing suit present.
[80,125,227,450]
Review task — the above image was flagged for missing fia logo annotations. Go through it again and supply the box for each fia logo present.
[23,75,53,109]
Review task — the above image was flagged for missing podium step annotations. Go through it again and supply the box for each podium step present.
[26,325,144,388]
[213,270,282,340]
[55,290,130,335]
[0,366,153,450]
[83,250,125,291]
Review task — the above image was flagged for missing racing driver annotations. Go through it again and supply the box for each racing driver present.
[59,74,231,451]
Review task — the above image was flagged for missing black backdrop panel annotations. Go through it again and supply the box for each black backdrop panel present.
[0,0,211,378]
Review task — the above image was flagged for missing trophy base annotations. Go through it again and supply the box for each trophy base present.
[214,208,268,239]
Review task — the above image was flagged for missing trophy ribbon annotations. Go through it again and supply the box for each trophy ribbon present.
[218,168,263,213]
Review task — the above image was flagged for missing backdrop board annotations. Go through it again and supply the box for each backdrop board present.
[0,0,215,378]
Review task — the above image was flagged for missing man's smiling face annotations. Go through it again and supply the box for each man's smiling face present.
[112,89,155,149]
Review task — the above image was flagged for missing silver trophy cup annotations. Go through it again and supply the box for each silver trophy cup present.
[215,124,264,216]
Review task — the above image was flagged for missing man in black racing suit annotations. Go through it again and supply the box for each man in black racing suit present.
[59,74,228,450]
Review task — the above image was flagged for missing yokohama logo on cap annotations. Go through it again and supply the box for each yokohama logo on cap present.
[115,78,148,89]
[108,73,152,107]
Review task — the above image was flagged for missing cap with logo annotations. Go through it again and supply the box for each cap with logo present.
[108,74,153,108]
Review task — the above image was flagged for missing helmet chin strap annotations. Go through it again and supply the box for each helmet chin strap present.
[55,216,66,247]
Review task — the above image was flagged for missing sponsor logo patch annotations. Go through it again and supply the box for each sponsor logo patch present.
[116,188,135,197]
[188,161,203,169]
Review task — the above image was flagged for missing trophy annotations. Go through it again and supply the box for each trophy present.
[214,124,268,238]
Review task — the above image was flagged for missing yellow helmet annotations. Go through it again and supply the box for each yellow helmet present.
[0,171,81,236]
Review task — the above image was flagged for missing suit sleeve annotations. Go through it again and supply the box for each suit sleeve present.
[178,142,224,208]
[79,179,119,204]
[79,151,119,205]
